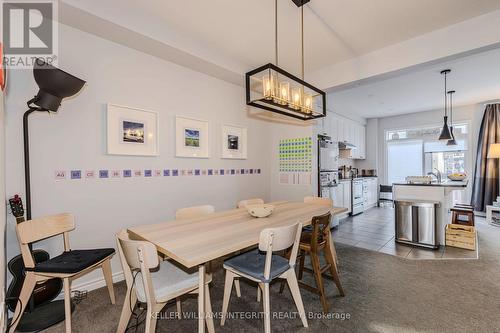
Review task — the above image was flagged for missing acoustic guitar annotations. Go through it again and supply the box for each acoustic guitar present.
[6,195,63,312]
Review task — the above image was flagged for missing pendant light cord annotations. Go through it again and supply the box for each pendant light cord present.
[301,6,304,80]
[275,0,278,66]
[444,72,448,117]
[449,91,454,125]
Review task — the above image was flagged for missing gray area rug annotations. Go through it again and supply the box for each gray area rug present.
[42,222,500,333]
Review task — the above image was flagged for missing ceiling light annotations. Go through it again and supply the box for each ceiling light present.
[446,90,457,146]
[245,0,326,120]
[438,69,452,140]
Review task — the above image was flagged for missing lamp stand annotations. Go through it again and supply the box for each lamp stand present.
[12,101,74,331]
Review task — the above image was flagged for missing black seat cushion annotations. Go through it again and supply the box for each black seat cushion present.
[33,248,115,274]
[223,249,289,283]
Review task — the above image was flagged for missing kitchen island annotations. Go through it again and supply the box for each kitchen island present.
[393,180,468,245]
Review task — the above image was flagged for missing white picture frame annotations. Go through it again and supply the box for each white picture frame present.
[175,116,210,158]
[107,104,159,156]
[221,124,247,159]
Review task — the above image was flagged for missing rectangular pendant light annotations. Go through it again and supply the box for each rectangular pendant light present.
[245,63,326,120]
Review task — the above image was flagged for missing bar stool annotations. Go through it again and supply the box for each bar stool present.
[451,204,475,226]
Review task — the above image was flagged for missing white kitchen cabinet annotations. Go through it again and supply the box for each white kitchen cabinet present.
[333,181,352,215]
[363,178,378,210]
[316,114,366,160]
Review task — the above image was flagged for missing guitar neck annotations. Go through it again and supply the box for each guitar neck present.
[15,216,25,224]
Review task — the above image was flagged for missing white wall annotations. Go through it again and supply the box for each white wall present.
[4,24,272,290]
[0,89,6,329]
[376,103,485,200]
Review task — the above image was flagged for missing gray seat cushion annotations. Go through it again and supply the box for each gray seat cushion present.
[223,249,290,282]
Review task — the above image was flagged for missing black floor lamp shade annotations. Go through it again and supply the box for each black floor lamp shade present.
[33,59,86,112]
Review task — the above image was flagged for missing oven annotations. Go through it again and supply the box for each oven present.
[352,179,364,215]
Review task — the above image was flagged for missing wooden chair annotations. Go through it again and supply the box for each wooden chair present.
[9,213,115,333]
[283,212,345,313]
[451,204,475,226]
[221,223,308,333]
[116,230,215,333]
[237,198,264,208]
[175,205,215,220]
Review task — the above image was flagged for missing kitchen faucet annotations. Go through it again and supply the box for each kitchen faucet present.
[427,168,442,183]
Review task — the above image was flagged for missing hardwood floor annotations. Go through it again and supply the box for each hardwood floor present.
[332,206,480,260]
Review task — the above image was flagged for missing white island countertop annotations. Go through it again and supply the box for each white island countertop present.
[393,180,468,187]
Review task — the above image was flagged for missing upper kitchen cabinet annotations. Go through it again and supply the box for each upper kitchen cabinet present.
[316,113,366,160]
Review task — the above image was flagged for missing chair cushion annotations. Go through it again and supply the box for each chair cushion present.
[33,248,115,274]
[135,260,199,303]
[223,249,290,283]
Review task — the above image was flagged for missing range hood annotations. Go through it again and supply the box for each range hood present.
[338,141,357,150]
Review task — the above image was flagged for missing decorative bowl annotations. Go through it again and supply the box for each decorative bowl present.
[246,204,274,218]
[447,173,467,181]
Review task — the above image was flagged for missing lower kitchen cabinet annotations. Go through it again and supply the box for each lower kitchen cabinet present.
[363,178,378,210]
[334,181,352,214]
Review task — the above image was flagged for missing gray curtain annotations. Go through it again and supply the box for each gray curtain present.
[471,104,500,212]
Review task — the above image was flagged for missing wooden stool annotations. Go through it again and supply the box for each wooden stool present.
[280,212,345,313]
[451,204,475,226]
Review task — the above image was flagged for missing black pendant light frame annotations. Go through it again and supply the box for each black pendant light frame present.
[245,63,326,120]
[438,69,453,140]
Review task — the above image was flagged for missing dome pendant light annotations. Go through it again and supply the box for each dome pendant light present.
[446,90,457,146]
[438,69,453,140]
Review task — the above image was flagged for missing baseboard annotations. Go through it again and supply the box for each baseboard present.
[55,270,125,300]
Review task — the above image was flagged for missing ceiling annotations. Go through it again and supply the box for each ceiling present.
[64,0,500,77]
[328,47,500,118]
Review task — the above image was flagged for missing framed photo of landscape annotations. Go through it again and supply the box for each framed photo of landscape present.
[221,124,247,159]
[175,116,210,158]
[107,104,159,156]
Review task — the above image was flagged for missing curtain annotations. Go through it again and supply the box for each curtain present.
[471,104,500,212]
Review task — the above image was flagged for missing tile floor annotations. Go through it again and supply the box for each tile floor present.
[332,206,479,260]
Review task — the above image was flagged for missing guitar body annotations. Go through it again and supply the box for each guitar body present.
[6,194,63,313]
[6,250,63,312]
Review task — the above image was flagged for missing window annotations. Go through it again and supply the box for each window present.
[386,123,468,183]
[387,140,423,184]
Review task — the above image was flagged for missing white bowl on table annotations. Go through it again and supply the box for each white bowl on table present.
[246,204,274,218]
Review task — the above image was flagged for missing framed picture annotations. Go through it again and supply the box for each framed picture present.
[175,116,210,158]
[221,124,247,159]
[107,104,159,156]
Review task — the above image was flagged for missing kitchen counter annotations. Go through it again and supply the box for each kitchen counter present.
[393,181,469,245]
[393,180,468,187]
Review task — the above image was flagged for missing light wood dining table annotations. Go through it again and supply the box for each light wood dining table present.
[127,201,348,333]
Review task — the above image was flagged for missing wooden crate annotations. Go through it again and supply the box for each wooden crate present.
[445,224,476,251]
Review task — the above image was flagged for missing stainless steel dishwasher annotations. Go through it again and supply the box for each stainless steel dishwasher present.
[395,200,440,249]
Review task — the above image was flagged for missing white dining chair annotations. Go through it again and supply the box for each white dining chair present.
[175,204,215,220]
[220,223,308,333]
[237,198,264,208]
[116,230,215,333]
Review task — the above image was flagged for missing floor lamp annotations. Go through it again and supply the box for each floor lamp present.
[16,59,85,331]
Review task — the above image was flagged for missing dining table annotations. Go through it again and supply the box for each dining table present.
[127,200,348,332]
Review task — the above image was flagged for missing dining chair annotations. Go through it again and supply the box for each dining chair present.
[9,213,116,333]
[282,212,345,313]
[116,230,215,333]
[220,223,308,333]
[237,198,264,208]
[175,204,215,220]
[302,196,339,262]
